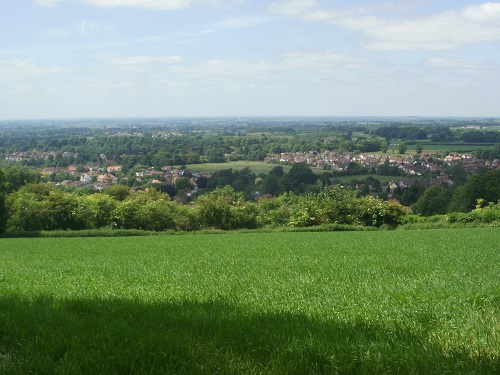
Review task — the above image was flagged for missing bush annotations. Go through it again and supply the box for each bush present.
[196,186,260,230]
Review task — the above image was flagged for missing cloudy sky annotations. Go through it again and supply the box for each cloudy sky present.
[1,0,500,119]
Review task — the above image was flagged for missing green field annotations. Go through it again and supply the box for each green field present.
[186,161,293,174]
[420,144,495,152]
[332,174,395,184]
[1,229,499,374]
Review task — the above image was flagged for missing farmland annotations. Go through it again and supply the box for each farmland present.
[1,229,498,373]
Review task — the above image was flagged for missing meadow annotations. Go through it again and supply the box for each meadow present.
[0,229,498,374]
[420,143,495,152]
[185,160,293,174]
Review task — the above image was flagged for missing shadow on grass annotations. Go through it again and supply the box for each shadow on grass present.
[0,295,496,374]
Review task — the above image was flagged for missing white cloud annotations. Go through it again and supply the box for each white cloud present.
[34,0,243,9]
[219,15,274,29]
[425,57,499,74]
[93,55,183,71]
[163,50,366,87]
[79,20,118,38]
[85,0,196,10]
[33,0,61,7]
[0,60,68,80]
[86,0,237,10]
[268,0,316,16]
[269,1,500,50]
[41,27,70,38]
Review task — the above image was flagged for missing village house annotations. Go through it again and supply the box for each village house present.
[80,173,93,184]
[107,165,122,173]
[97,174,118,184]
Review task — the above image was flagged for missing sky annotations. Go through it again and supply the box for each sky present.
[1,0,500,119]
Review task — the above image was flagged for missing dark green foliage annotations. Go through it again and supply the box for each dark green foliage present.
[260,173,285,196]
[446,164,468,186]
[112,190,177,231]
[377,160,402,176]
[175,177,193,191]
[461,130,500,143]
[196,186,259,230]
[375,126,428,140]
[0,169,6,233]
[3,184,409,233]
[398,142,408,154]
[6,184,84,231]
[206,167,257,199]
[1,164,40,193]
[286,162,317,193]
[475,144,500,160]
[104,184,131,201]
[412,186,452,216]
[448,169,500,212]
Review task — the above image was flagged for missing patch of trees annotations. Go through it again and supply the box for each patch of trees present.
[412,170,500,216]
[461,131,500,143]
[377,160,403,176]
[428,126,456,142]
[475,144,500,160]
[374,126,428,141]
[206,163,320,197]
[330,163,371,177]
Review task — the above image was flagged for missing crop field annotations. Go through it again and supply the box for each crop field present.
[0,229,499,374]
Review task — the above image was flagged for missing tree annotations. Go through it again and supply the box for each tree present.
[446,164,468,187]
[448,170,500,212]
[175,177,194,191]
[196,186,259,230]
[414,144,423,154]
[0,169,7,233]
[260,173,284,196]
[195,176,208,189]
[113,190,177,231]
[398,143,407,154]
[287,163,317,192]
[104,184,131,201]
[6,184,84,231]
[412,186,452,216]
[2,165,40,193]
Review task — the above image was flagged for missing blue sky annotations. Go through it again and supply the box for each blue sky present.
[1,0,500,119]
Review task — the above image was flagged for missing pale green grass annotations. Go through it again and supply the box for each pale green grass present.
[0,229,498,374]
[186,161,293,174]
[421,144,495,152]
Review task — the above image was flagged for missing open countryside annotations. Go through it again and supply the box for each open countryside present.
[2,0,500,372]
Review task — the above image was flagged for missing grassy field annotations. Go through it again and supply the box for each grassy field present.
[1,229,499,374]
[420,144,495,152]
[186,161,293,174]
[332,174,395,184]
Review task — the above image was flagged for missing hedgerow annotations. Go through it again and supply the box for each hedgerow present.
[4,184,498,234]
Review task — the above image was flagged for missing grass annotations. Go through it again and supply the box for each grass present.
[421,144,495,152]
[185,161,293,174]
[332,174,395,184]
[0,229,499,374]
